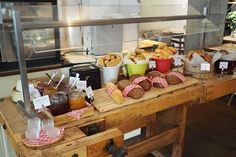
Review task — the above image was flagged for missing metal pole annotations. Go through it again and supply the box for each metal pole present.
[12,10,31,113]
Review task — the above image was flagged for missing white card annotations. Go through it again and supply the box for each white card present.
[219,62,228,70]
[69,76,76,85]
[76,81,87,91]
[28,84,41,101]
[85,86,93,99]
[149,61,156,69]
[174,58,182,66]
[33,95,51,110]
[200,63,211,71]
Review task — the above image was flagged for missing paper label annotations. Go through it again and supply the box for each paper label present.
[219,62,228,70]
[29,84,41,101]
[69,77,76,85]
[85,86,93,99]
[76,81,87,91]
[33,95,51,110]
[174,58,182,66]
[200,63,211,71]
[149,61,156,69]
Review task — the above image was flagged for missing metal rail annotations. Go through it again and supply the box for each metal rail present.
[22,14,205,30]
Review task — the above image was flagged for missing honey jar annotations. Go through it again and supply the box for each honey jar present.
[69,90,87,110]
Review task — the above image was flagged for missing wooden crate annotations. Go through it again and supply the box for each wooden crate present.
[54,104,95,127]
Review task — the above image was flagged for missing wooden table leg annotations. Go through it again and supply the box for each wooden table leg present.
[172,105,187,157]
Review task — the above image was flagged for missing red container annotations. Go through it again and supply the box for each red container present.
[153,58,173,73]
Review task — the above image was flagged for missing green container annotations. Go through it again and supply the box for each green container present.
[126,63,148,77]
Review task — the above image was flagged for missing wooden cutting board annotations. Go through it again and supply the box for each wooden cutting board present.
[93,77,199,113]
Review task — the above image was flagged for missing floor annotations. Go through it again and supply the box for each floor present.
[146,94,236,157]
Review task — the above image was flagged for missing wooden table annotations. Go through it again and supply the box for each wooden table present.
[223,35,236,44]
[0,77,203,157]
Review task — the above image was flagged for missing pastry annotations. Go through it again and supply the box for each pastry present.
[129,74,152,91]
[117,80,144,99]
[97,53,122,67]
[166,72,186,85]
[105,82,124,104]
[187,50,212,63]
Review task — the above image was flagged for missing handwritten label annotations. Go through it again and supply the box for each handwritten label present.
[174,58,182,66]
[33,95,51,110]
[200,63,211,71]
[85,86,93,99]
[29,84,41,101]
[149,61,156,69]
[76,81,87,91]
[219,62,228,70]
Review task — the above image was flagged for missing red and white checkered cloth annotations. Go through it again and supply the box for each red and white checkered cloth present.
[23,127,64,146]
[123,84,144,97]
[167,72,186,82]
[152,77,168,88]
[106,86,117,96]
[133,76,152,85]
[66,102,91,120]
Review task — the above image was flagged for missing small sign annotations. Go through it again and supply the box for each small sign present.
[174,58,182,66]
[200,63,211,71]
[149,61,156,69]
[29,84,41,101]
[69,76,76,85]
[219,62,228,70]
[85,86,94,99]
[33,95,51,110]
[76,81,87,91]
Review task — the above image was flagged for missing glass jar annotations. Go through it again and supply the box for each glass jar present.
[68,90,87,110]
[48,91,69,116]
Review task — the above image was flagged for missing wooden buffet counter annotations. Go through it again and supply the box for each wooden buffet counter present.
[0,75,236,157]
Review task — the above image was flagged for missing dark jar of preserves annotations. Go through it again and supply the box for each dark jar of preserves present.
[48,91,69,116]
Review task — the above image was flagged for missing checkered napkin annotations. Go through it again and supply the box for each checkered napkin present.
[106,86,117,96]
[123,84,143,97]
[133,76,152,85]
[66,102,91,120]
[23,127,64,146]
[152,77,168,88]
[167,72,186,82]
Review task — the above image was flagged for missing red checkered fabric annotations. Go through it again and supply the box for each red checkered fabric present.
[167,72,186,82]
[123,84,143,97]
[23,127,64,146]
[152,77,168,88]
[132,76,152,85]
[66,102,91,120]
[106,86,117,96]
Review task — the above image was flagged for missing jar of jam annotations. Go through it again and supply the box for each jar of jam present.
[69,90,87,110]
[48,91,69,116]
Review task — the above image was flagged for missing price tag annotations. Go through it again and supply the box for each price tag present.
[28,84,41,101]
[69,76,76,85]
[76,81,87,91]
[174,58,182,66]
[200,63,211,71]
[33,95,51,110]
[219,62,228,70]
[149,61,156,69]
[85,86,94,99]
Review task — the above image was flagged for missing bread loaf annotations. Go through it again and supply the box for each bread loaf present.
[129,74,152,91]
[117,80,144,99]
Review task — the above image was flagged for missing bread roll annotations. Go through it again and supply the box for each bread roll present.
[117,80,144,99]
[105,82,124,104]
[129,74,152,91]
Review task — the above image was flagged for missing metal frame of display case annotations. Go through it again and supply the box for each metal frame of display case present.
[11,6,208,116]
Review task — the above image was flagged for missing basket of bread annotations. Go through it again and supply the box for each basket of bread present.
[123,48,149,76]
[151,43,177,73]
[97,52,123,84]
[184,50,218,79]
